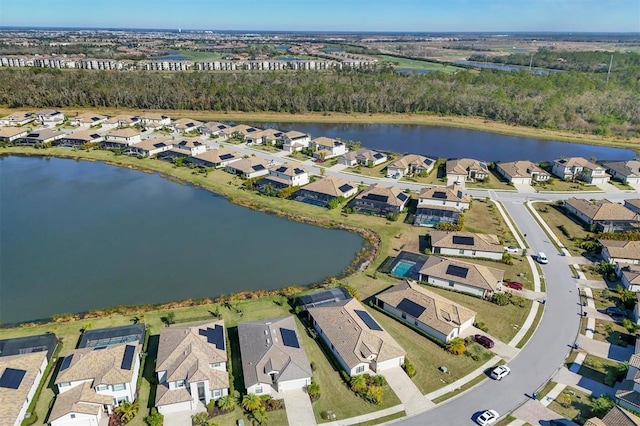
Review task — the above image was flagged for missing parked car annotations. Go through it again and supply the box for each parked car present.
[606,306,626,318]
[504,280,523,290]
[476,409,499,425]
[537,252,548,264]
[550,419,574,426]
[490,365,511,380]
[474,334,495,349]
[504,246,519,253]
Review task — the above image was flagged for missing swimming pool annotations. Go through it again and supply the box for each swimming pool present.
[392,260,415,277]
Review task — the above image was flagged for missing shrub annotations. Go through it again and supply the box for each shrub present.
[402,358,417,378]
[371,375,387,386]
[191,412,210,426]
[340,284,359,300]
[145,408,163,426]
[307,381,321,402]
[386,212,399,221]
[492,293,510,306]
[501,252,513,265]
[365,385,384,405]
[622,318,639,333]
[591,395,615,417]
[474,321,489,332]
[446,337,466,355]
[216,395,236,413]
[350,375,368,394]
[558,224,571,238]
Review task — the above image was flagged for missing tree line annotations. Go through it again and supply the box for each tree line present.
[0,66,638,137]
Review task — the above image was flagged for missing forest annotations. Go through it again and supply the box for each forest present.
[0,65,638,137]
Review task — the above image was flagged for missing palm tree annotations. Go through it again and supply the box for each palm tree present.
[242,393,262,412]
[252,406,269,425]
[350,375,368,394]
[217,394,236,412]
[115,400,139,424]
[446,337,466,355]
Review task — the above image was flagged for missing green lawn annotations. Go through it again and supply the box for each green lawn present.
[287,151,312,161]
[351,410,406,426]
[533,203,595,256]
[465,169,515,191]
[368,307,493,395]
[431,372,488,404]
[210,406,288,426]
[249,144,281,153]
[534,179,601,192]
[463,199,519,247]
[374,55,462,74]
[537,380,558,399]
[577,354,624,385]
[345,161,391,178]
[548,386,596,423]
[608,179,634,190]
[592,319,636,347]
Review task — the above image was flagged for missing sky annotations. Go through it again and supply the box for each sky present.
[0,0,639,33]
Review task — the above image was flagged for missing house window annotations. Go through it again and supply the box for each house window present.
[210,362,222,368]
[255,386,263,394]
[71,414,76,419]
[58,382,71,388]
[96,384,109,392]
[472,251,477,256]
[401,313,406,320]
[449,281,455,287]
[176,380,186,389]
[459,249,464,255]
[212,389,222,398]
[356,365,365,374]
[113,383,126,391]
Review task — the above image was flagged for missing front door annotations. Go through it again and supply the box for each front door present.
[197,382,205,401]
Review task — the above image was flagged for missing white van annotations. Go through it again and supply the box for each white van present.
[537,252,548,264]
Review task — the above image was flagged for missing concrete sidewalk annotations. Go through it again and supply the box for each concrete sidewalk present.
[323,405,404,426]
[384,366,434,415]
[282,388,317,426]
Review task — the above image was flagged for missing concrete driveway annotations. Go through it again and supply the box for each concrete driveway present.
[513,399,579,426]
[384,366,433,415]
[282,388,316,426]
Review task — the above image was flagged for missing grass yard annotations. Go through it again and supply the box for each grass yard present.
[345,161,390,178]
[534,179,601,192]
[537,381,558,399]
[548,386,596,423]
[351,410,406,426]
[463,169,515,191]
[592,320,636,347]
[533,203,595,256]
[608,179,634,190]
[463,199,519,247]
[577,354,624,385]
[431,371,489,404]
[470,257,535,291]
[287,151,312,161]
[590,289,621,311]
[210,406,288,426]
[248,144,281,153]
[580,264,605,281]
[368,307,493,395]
[424,286,532,343]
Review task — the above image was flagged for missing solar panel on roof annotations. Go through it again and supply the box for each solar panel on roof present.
[446,264,469,278]
[90,134,100,138]
[397,298,426,318]
[186,123,194,127]
[294,168,305,174]
[27,133,38,138]
[0,368,26,389]
[338,184,354,193]
[252,164,265,171]
[452,236,475,246]
[153,143,166,148]
[280,328,300,348]
[373,153,384,159]
[120,345,135,370]
[355,310,383,331]
[398,193,408,201]
[217,125,226,129]
[206,326,225,350]
[276,166,287,173]
[247,128,257,133]
[432,191,447,199]
[60,355,73,371]
[365,193,389,203]
[220,153,234,160]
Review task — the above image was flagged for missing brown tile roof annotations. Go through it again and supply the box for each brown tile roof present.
[566,198,640,222]
[223,124,262,137]
[388,154,435,171]
[342,148,386,163]
[446,158,487,176]
[0,352,47,426]
[312,136,343,149]
[429,230,503,253]
[63,130,103,142]
[597,405,640,426]
[108,128,140,138]
[555,157,602,170]
[298,176,357,198]
[600,240,640,261]
[622,265,640,287]
[270,162,308,178]
[106,115,139,124]
[173,118,204,130]
[376,280,476,335]
[419,255,504,291]
[226,157,269,174]
[418,186,470,203]
[355,183,408,207]
[195,148,239,163]
[0,127,28,138]
[0,111,33,122]
[284,130,308,139]
[307,299,406,371]
[133,137,172,151]
[55,342,140,387]
[48,381,112,423]
[20,128,65,142]
[140,112,169,121]
[72,113,107,124]
[497,160,550,179]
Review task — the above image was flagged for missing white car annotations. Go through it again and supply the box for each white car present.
[504,246,519,253]
[476,410,499,426]
[490,365,511,380]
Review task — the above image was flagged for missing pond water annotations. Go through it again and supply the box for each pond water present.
[0,156,363,324]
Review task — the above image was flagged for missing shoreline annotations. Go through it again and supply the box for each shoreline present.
[1,107,638,152]
[0,149,380,328]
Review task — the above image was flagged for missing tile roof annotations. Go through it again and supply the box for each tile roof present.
[602,160,640,179]
[140,112,169,121]
[599,405,640,426]
[600,240,640,261]
[284,130,308,139]
[20,128,65,141]
[269,162,308,177]
[62,130,103,142]
[341,148,386,163]
[0,111,33,122]
[106,115,139,124]
[418,255,504,291]
[496,160,550,179]
[194,148,239,163]
[297,176,356,198]
[429,230,503,253]
[238,317,312,389]
[0,127,28,138]
[222,124,262,137]
[0,352,47,426]
[566,198,640,221]
[108,128,140,138]
[312,136,343,149]
[446,158,488,175]
[225,157,269,174]
[388,154,435,171]
[307,299,406,371]
[48,381,112,423]
[173,118,204,130]
[621,265,640,287]
[55,342,140,387]
[418,185,470,203]
[354,183,408,207]
[376,280,476,335]
[72,113,107,124]
[133,137,172,151]
[626,200,640,210]
[555,157,603,170]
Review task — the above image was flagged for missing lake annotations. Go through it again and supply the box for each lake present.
[245,122,637,162]
[0,156,363,324]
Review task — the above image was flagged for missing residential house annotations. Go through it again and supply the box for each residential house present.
[258,163,310,191]
[219,124,262,142]
[48,382,112,426]
[124,137,173,157]
[625,200,640,215]
[282,130,311,152]
[103,115,140,129]
[350,183,410,215]
[0,334,57,426]
[551,157,610,184]
[13,129,65,145]
[238,316,312,395]
[601,240,640,265]
[417,254,504,298]
[102,128,142,148]
[36,109,66,127]
[564,198,640,232]
[374,280,476,343]
[495,160,551,185]
[155,321,229,414]
[172,118,204,134]
[307,298,406,377]
[446,158,489,184]
[414,186,471,227]
[584,405,640,426]
[139,113,171,130]
[199,122,230,138]
[619,265,640,293]
[428,230,504,260]
[616,337,640,411]
[297,287,351,312]
[224,157,270,179]
[386,154,436,178]
[338,148,388,167]
[55,130,104,147]
[245,128,284,145]
[602,161,640,186]
[171,137,207,156]
[70,113,107,128]
[294,175,358,207]
[0,111,35,126]
[191,148,241,168]
[310,136,348,159]
[0,127,28,142]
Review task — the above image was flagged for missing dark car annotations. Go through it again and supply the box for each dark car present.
[550,419,575,426]
[504,280,523,290]
[474,334,495,349]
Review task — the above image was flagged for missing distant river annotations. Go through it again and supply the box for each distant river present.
[0,156,363,324]
[247,122,637,162]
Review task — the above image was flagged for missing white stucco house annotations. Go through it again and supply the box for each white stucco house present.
[601,240,640,265]
[310,136,348,159]
[386,154,436,178]
[104,128,142,147]
[495,160,551,185]
[602,160,640,185]
[429,230,504,260]
[551,157,610,184]
[338,148,387,167]
[171,137,207,156]
[446,158,489,184]
[191,148,241,168]
[417,255,503,298]
[258,162,310,190]
[282,131,311,152]
[37,109,66,127]
[0,111,35,126]
[238,317,312,395]
[70,113,108,128]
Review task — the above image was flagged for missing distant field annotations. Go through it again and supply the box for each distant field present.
[176,50,225,61]
[375,55,462,73]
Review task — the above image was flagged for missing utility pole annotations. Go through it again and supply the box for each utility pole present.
[606,54,613,84]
